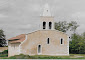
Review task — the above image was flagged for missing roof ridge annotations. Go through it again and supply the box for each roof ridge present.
[8,34,25,40]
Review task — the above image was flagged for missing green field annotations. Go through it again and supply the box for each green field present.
[1,54,85,59]
[0,50,85,59]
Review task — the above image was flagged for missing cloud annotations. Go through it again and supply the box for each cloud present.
[0,14,7,18]
[0,0,85,39]
[77,24,85,34]
[72,12,85,18]
[19,24,32,29]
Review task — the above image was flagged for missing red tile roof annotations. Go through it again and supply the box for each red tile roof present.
[8,34,25,43]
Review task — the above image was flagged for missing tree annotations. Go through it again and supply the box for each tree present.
[70,33,85,54]
[68,21,79,33]
[0,29,7,47]
[54,21,85,54]
[55,21,79,33]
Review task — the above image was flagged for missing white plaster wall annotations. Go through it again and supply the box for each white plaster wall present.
[8,42,20,57]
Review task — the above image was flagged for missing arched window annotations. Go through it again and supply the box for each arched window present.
[49,22,52,29]
[61,38,63,44]
[43,22,46,29]
[38,45,41,53]
[47,38,49,44]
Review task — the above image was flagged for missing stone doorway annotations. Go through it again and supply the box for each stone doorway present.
[38,45,42,54]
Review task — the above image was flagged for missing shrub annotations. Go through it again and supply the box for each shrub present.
[0,50,8,57]
[2,50,8,54]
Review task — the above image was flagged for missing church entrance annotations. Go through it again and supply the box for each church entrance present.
[38,45,41,54]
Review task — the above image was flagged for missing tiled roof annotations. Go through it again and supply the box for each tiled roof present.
[8,34,25,43]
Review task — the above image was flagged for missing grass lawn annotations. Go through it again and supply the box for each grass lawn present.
[1,54,85,59]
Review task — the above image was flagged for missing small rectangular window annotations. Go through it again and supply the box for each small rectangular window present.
[61,38,63,44]
[47,38,49,44]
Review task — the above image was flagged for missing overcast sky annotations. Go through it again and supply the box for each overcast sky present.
[0,0,85,39]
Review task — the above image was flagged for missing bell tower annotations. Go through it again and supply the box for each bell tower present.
[40,3,54,30]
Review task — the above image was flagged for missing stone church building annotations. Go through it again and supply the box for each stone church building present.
[8,4,69,57]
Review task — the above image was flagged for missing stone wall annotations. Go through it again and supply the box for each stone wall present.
[20,30,69,56]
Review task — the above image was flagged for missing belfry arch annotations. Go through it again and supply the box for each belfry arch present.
[49,22,52,29]
[43,22,46,29]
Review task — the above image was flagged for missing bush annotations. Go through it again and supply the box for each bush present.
[0,50,8,54]
[0,50,8,57]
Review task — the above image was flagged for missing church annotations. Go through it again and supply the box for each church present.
[8,4,69,57]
